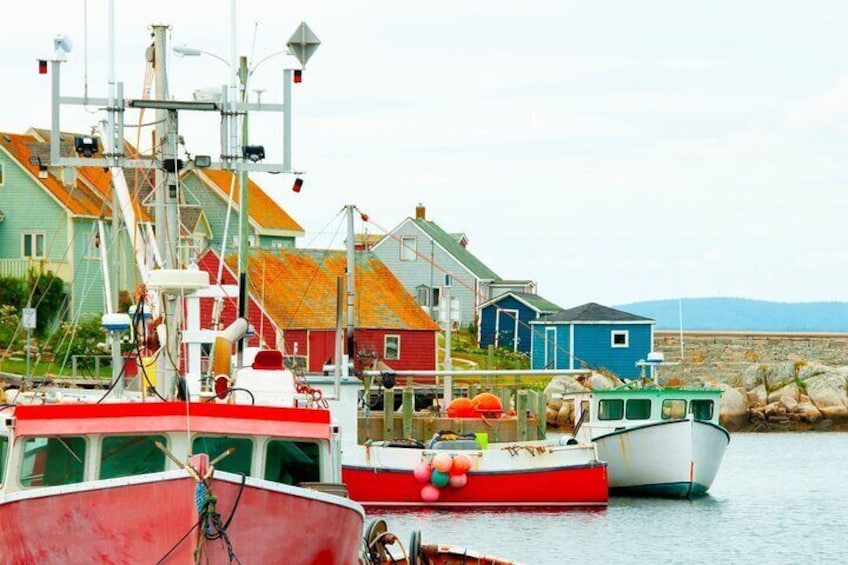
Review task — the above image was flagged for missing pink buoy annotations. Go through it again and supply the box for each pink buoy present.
[452,454,473,474]
[449,473,467,488]
[430,470,450,488]
[421,484,440,502]
[413,463,432,483]
[431,453,453,473]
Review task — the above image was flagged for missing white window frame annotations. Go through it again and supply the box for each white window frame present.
[22,232,46,259]
[611,330,629,348]
[400,236,417,261]
[384,335,400,360]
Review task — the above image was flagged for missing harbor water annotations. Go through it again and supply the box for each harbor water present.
[370,433,847,564]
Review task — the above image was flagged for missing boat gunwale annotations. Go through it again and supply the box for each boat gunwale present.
[590,417,731,443]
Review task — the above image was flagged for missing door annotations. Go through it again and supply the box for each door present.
[495,308,520,351]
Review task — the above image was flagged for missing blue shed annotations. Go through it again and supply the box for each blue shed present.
[477,292,562,353]
[529,303,654,380]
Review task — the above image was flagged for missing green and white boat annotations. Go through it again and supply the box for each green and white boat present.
[565,355,730,498]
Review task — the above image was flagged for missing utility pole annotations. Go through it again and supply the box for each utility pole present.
[346,204,356,372]
[443,273,453,409]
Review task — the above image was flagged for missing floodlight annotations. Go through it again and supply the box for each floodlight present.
[242,145,265,163]
[74,135,99,158]
[194,155,212,168]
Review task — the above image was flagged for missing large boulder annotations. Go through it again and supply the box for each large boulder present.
[804,368,848,421]
[767,382,800,404]
[589,372,622,390]
[718,384,748,431]
[742,364,768,391]
[544,375,589,401]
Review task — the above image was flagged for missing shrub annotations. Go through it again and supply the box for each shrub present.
[54,316,106,370]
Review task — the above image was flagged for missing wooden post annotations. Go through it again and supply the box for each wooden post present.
[517,389,528,441]
[487,344,494,369]
[402,386,414,439]
[536,390,547,439]
[383,388,395,440]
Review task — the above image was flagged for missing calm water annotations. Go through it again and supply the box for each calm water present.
[369,433,848,564]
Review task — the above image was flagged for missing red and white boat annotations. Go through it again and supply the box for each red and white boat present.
[231,351,609,508]
[0,401,366,564]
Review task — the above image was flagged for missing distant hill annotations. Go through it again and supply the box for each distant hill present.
[614,298,848,332]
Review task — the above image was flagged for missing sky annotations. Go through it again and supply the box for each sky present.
[3,1,848,308]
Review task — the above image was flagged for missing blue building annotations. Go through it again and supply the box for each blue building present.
[530,303,654,379]
[478,292,562,354]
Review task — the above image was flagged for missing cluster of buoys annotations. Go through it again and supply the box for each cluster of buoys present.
[414,453,473,501]
[445,392,504,418]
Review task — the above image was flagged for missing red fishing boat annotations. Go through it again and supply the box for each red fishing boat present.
[0,401,365,564]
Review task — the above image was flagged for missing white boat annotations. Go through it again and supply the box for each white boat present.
[564,357,730,497]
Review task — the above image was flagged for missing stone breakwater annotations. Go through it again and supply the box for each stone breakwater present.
[545,332,848,432]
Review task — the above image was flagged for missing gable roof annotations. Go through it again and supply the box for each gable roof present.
[195,169,304,235]
[0,132,114,218]
[409,217,501,281]
[535,302,654,324]
[220,248,440,331]
[480,291,562,314]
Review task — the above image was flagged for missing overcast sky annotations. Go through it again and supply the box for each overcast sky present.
[4,1,848,308]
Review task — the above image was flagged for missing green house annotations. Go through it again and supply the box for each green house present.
[0,128,303,320]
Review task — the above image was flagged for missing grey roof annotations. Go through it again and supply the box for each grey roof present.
[483,291,562,314]
[538,302,654,323]
[412,218,501,281]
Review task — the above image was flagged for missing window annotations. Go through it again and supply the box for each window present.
[23,233,46,259]
[580,400,591,423]
[611,330,629,348]
[99,435,167,479]
[690,400,714,421]
[400,236,417,261]
[626,399,651,420]
[20,436,87,487]
[432,288,441,307]
[192,436,254,475]
[598,399,624,421]
[384,335,400,360]
[0,436,8,485]
[0,162,4,185]
[662,399,687,420]
[416,286,430,306]
[264,440,321,485]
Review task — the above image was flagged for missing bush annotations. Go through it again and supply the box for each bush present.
[0,305,22,349]
[54,316,106,370]
[28,270,67,337]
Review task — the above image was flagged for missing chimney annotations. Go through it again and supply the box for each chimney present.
[415,203,426,220]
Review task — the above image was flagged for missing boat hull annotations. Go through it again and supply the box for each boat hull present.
[343,443,607,507]
[592,418,729,497]
[0,470,365,564]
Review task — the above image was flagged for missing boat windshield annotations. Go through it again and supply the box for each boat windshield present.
[690,399,715,421]
[20,436,86,488]
[192,435,254,475]
[264,439,321,485]
[0,436,7,485]
[99,435,167,480]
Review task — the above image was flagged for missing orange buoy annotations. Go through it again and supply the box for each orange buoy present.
[446,397,476,418]
[471,392,503,417]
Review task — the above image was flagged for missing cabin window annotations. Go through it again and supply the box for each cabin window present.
[20,436,87,487]
[99,435,167,480]
[611,330,629,348]
[192,436,254,475]
[385,335,400,360]
[264,440,321,485]
[0,436,8,485]
[690,400,714,421]
[580,400,590,423]
[400,236,417,261]
[22,233,46,259]
[598,399,624,421]
[626,399,651,420]
[284,355,308,370]
[662,399,687,420]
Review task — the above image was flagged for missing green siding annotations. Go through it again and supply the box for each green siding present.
[71,218,106,317]
[0,154,68,261]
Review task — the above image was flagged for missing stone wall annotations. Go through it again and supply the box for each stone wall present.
[652,331,848,384]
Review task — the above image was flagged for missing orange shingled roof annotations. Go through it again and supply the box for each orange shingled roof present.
[199,169,304,234]
[224,249,439,331]
[0,131,152,221]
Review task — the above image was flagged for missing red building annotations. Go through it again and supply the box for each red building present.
[198,248,439,374]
